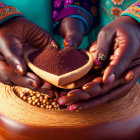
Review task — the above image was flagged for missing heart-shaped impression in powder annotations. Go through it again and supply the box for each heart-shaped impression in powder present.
[24,46,94,87]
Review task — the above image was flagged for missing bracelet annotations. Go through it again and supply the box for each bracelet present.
[0,6,23,24]
[121,1,140,23]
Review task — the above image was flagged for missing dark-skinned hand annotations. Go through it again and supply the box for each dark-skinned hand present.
[58,57,140,111]
[58,16,140,111]
[0,17,58,91]
[90,16,140,84]
[59,17,86,49]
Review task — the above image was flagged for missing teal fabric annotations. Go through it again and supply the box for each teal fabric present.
[3,0,53,34]
[99,0,137,27]
[2,0,138,49]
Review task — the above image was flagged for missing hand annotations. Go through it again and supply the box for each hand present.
[58,56,140,111]
[0,17,58,90]
[89,16,140,84]
[59,17,86,49]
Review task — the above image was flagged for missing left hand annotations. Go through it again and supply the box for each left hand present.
[0,17,56,91]
[58,57,140,111]
[59,17,86,49]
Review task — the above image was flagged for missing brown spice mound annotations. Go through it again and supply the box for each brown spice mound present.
[29,47,89,76]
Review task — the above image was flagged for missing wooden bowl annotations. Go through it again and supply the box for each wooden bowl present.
[0,83,140,140]
[24,48,94,87]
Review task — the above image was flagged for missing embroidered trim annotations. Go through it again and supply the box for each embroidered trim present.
[0,6,23,24]
[121,1,140,23]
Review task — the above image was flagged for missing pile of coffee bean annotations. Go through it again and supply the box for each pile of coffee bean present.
[14,87,60,110]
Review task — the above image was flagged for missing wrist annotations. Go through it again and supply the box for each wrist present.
[121,16,140,47]
[60,17,86,37]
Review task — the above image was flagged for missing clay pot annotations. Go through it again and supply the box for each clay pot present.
[0,83,140,140]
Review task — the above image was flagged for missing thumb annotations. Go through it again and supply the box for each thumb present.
[93,28,115,69]
[60,17,85,49]
[0,36,26,75]
[103,40,138,84]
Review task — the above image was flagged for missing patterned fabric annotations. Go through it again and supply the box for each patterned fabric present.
[121,1,140,23]
[99,0,138,28]
[0,1,23,24]
[0,0,139,49]
[53,0,94,33]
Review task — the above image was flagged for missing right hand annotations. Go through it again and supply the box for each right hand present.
[0,17,58,90]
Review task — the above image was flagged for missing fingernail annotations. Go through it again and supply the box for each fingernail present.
[58,99,64,105]
[128,76,133,81]
[63,39,72,48]
[94,65,101,70]
[89,46,96,53]
[125,75,134,82]
[95,53,106,66]
[67,104,77,111]
[67,93,76,97]
[82,85,91,91]
[95,59,99,65]
[52,44,58,49]
[16,65,24,75]
[125,71,134,82]
[105,73,115,84]
[32,82,38,89]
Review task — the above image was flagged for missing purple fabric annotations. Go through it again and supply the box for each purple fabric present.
[53,6,92,28]
[53,0,94,32]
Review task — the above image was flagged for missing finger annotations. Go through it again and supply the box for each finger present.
[58,71,133,106]
[0,61,14,86]
[40,81,53,91]
[60,17,85,49]
[81,71,132,99]
[23,72,53,92]
[23,73,53,93]
[0,36,26,75]
[103,38,138,84]
[0,61,40,89]
[13,75,38,89]
[68,65,140,111]
[58,89,90,105]
[94,27,115,69]
[25,72,41,89]
[10,72,41,90]
[64,70,134,108]
[89,41,97,53]
[24,20,59,49]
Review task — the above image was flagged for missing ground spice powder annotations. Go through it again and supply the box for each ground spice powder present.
[29,47,89,76]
